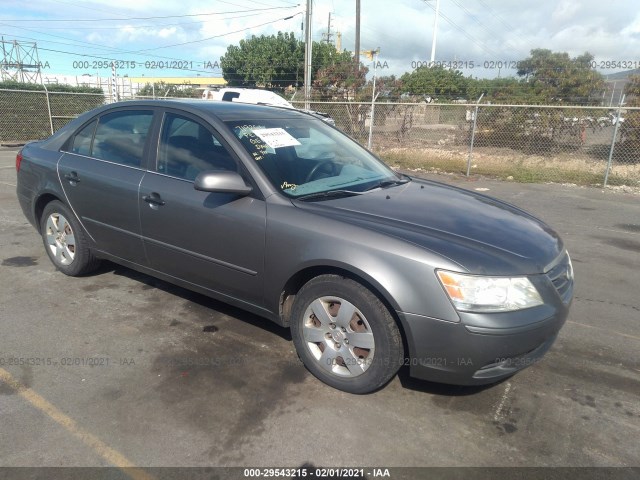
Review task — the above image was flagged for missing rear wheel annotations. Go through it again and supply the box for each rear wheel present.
[40,201,100,276]
[290,275,403,394]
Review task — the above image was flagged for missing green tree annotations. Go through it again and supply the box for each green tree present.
[467,77,537,104]
[312,60,369,137]
[516,49,604,104]
[220,32,352,89]
[220,32,301,88]
[312,42,353,76]
[399,65,470,99]
[375,75,404,99]
[620,75,640,153]
[625,75,640,99]
[312,58,367,98]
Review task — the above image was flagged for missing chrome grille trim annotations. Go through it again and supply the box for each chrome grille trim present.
[546,251,573,304]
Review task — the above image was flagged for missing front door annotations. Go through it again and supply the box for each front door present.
[138,111,266,305]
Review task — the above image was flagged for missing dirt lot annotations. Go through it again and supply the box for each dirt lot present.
[0,146,639,477]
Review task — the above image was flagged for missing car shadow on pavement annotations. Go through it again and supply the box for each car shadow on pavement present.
[96,261,293,341]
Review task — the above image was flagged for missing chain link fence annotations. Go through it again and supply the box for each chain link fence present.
[0,88,106,144]
[294,101,640,187]
[2,87,637,187]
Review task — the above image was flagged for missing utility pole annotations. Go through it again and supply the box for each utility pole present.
[304,0,313,109]
[430,0,440,64]
[295,17,304,88]
[355,0,361,68]
[323,12,333,44]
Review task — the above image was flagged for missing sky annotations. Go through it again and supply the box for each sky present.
[1,0,639,82]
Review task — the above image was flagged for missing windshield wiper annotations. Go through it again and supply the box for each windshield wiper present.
[294,189,364,202]
[363,176,411,192]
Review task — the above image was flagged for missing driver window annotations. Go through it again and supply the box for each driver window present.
[157,113,236,180]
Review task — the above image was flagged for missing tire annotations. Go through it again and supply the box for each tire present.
[40,200,100,276]
[290,275,404,394]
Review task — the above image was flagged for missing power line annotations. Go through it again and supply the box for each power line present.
[48,0,141,19]
[0,10,300,63]
[240,0,301,7]
[0,6,295,23]
[121,14,302,53]
[9,12,265,30]
[475,0,521,35]
[421,0,499,59]
[0,24,172,58]
[0,24,348,72]
[448,0,528,58]
[124,14,297,53]
[475,0,539,53]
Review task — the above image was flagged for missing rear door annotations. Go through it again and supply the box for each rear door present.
[58,109,155,264]
[139,111,266,305]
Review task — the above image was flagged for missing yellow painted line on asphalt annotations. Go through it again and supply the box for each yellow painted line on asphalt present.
[567,320,640,341]
[0,367,154,480]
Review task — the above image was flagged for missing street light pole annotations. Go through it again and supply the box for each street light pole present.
[367,48,380,149]
[355,0,361,68]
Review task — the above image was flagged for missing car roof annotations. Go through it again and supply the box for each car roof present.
[111,99,306,121]
[37,99,314,151]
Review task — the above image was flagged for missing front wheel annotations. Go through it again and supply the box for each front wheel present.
[290,275,404,394]
[40,200,100,276]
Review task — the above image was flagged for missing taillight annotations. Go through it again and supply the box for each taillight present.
[16,150,23,172]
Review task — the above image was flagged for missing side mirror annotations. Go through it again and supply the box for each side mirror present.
[193,171,253,195]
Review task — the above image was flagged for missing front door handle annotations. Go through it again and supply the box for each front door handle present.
[142,192,165,207]
[64,171,80,184]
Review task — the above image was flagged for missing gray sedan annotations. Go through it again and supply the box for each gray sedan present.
[16,100,573,393]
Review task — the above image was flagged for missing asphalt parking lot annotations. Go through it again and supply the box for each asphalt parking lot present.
[0,145,639,472]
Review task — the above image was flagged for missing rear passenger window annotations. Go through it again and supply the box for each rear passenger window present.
[71,120,97,155]
[92,111,153,167]
[157,113,236,180]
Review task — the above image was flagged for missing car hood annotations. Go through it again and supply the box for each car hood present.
[293,178,564,275]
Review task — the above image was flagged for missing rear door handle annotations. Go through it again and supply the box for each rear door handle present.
[142,192,165,207]
[64,171,80,184]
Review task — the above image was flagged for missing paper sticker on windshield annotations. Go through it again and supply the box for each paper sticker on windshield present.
[253,128,301,149]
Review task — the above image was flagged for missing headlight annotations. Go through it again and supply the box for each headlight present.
[436,270,543,312]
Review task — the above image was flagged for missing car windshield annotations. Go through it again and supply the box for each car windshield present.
[224,117,402,198]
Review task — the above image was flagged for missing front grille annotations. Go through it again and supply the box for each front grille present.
[546,252,574,304]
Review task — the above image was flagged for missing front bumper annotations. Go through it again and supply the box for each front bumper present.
[398,308,568,385]
[397,269,572,385]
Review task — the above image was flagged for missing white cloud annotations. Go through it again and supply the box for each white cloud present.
[157,27,177,39]
[551,1,581,24]
[620,13,640,36]
[4,0,640,78]
[115,25,181,42]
